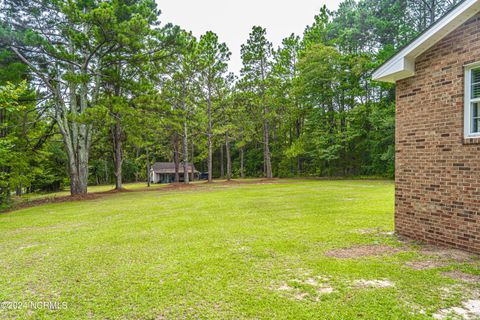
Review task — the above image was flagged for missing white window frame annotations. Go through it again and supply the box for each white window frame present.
[464,62,480,139]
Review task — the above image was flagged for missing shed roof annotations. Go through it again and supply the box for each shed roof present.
[373,0,480,83]
[151,162,198,174]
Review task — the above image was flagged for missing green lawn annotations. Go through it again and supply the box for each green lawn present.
[0,180,479,319]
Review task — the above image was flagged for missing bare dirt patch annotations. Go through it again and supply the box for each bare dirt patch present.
[405,260,451,270]
[297,277,317,286]
[403,243,479,270]
[420,245,476,263]
[379,231,395,236]
[325,245,402,259]
[438,285,465,300]
[354,228,395,236]
[317,287,334,295]
[433,300,480,320]
[355,228,381,235]
[273,274,335,301]
[277,284,293,291]
[353,279,395,289]
[294,292,309,300]
[18,243,40,250]
[442,271,480,283]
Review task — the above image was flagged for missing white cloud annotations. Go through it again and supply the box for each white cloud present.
[156,0,343,74]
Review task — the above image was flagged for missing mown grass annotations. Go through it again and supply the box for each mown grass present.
[0,180,478,319]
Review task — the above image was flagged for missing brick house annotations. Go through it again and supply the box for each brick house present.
[373,0,480,253]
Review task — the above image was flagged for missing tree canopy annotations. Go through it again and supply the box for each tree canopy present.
[0,0,461,206]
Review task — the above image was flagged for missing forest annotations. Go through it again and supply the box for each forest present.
[0,0,462,205]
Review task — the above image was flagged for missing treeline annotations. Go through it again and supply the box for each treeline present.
[0,0,461,204]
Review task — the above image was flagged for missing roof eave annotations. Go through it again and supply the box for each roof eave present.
[372,57,415,83]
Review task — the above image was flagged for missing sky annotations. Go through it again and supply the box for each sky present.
[156,0,343,74]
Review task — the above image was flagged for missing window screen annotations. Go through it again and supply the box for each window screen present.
[471,68,480,99]
[473,102,480,133]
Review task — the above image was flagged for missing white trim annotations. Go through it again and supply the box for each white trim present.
[464,60,480,69]
[464,63,480,138]
[373,0,480,83]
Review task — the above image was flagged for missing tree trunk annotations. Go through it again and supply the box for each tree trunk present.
[0,108,5,138]
[191,139,195,181]
[63,129,89,195]
[134,147,140,182]
[296,119,302,175]
[264,109,273,179]
[173,134,180,183]
[183,120,189,184]
[207,88,213,183]
[15,183,22,197]
[69,163,88,194]
[240,146,245,179]
[146,148,151,187]
[112,114,123,190]
[55,79,91,195]
[220,143,224,179]
[104,160,109,185]
[10,47,94,196]
[225,131,232,181]
[263,146,266,176]
[259,55,272,179]
[0,108,10,204]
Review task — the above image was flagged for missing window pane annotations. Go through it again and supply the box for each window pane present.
[471,68,480,99]
[473,103,480,133]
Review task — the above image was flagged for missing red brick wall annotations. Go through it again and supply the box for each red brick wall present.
[396,14,480,253]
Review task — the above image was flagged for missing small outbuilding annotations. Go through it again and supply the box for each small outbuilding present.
[373,0,480,253]
[150,162,199,184]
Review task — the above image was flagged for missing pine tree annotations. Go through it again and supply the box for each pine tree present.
[197,31,231,182]
[240,26,274,178]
